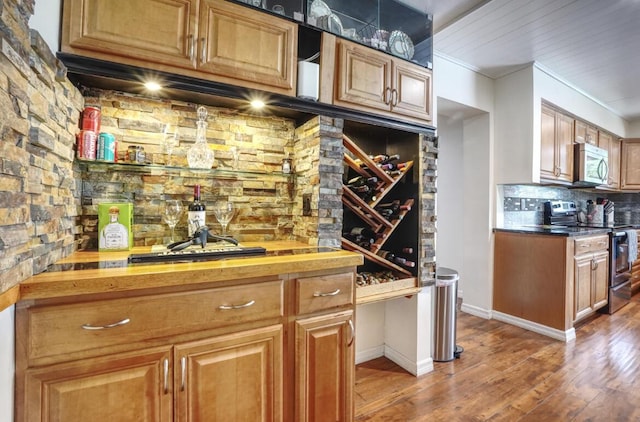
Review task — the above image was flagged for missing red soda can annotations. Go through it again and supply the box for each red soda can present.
[80,130,97,160]
[82,106,101,132]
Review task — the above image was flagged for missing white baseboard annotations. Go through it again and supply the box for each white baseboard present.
[355,345,384,365]
[355,345,433,376]
[492,311,576,342]
[460,303,492,319]
[383,345,433,377]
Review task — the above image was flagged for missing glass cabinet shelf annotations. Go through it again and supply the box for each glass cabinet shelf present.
[75,160,296,180]
[230,0,306,22]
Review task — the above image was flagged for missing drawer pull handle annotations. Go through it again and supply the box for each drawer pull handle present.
[314,289,341,297]
[181,356,187,392]
[81,318,130,330]
[347,319,355,347]
[218,300,255,310]
[163,358,169,394]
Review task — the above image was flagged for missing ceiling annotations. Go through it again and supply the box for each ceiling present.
[399,0,640,122]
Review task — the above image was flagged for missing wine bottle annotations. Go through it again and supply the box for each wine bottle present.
[187,184,206,237]
[376,250,410,265]
[401,247,414,254]
[343,232,374,249]
[348,227,378,239]
[378,154,400,165]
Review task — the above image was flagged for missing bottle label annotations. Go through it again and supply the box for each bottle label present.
[187,210,206,237]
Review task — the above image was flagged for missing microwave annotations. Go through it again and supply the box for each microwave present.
[574,143,608,186]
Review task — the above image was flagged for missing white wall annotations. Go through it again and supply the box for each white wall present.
[0,307,15,422]
[434,53,495,318]
[629,121,640,138]
[30,0,62,52]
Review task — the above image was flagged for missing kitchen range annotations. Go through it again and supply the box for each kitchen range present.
[543,200,637,314]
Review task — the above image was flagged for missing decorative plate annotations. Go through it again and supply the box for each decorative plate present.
[389,30,415,60]
[309,0,331,18]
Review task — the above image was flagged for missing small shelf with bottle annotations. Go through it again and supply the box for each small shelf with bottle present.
[341,133,420,303]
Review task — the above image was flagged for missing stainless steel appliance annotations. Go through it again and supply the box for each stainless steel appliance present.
[573,143,608,187]
[602,230,632,314]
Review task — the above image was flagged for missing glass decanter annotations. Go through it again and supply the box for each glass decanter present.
[187,106,215,169]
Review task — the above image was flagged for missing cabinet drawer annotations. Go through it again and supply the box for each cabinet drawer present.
[574,235,609,254]
[296,272,354,315]
[24,280,283,362]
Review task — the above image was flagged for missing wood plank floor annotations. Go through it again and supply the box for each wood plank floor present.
[355,293,640,421]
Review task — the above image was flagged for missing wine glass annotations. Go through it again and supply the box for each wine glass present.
[162,199,183,242]
[163,124,179,166]
[213,201,235,236]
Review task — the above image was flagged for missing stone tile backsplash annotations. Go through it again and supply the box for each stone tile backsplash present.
[501,185,640,226]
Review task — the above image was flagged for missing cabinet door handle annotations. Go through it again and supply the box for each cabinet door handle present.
[313,288,340,297]
[188,34,195,62]
[391,88,398,107]
[163,358,169,394]
[81,318,130,330]
[347,319,355,347]
[383,87,391,105]
[218,300,256,310]
[591,258,598,270]
[180,356,187,392]
[200,37,206,65]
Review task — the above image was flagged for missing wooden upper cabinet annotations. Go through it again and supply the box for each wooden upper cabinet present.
[198,0,297,94]
[621,139,640,190]
[574,119,597,145]
[333,38,432,124]
[62,0,197,68]
[598,131,620,190]
[62,0,297,96]
[540,105,573,183]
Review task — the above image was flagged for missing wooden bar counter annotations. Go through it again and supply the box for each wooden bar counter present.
[15,241,363,422]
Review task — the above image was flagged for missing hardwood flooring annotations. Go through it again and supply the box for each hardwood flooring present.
[355,294,640,421]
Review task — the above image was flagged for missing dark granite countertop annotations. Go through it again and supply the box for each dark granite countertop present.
[494,226,613,237]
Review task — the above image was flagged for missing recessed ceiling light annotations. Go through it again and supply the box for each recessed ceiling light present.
[144,81,162,91]
[250,99,265,109]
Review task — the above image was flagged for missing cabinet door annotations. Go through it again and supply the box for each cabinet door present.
[540,105,557,180]
[198,0,297,94]
[391,62,432,121]
[175,325,283,422]
[555,112,574,183]
[621,139,640,190]
[598,131,620,190]
[295,310,354,422]
[335,40,392,113]
[574,254,593,321]
[592,251,609,311]
[62,0,197,69]
[22,347,172,422]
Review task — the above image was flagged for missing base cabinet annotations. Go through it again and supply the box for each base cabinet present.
[16,270,356,422]
[23,347,173,421]
[574,250,609,322]
[295,311,354,422]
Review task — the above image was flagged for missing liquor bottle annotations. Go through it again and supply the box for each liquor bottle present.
[187,184,206,237]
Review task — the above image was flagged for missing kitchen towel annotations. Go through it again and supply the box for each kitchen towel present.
[626,229,638,263]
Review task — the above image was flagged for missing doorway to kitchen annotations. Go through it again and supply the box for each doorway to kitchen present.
[436,97,492,318]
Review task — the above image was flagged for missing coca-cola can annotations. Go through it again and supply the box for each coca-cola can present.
[80,130,97,160]
[82,106,101,132]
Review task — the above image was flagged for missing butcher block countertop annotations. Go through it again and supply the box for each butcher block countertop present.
[8,241,363,304]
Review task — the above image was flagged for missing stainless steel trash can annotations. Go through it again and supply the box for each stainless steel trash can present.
[433,267,463,362]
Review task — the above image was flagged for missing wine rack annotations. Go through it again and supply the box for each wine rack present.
[341,134,420,303]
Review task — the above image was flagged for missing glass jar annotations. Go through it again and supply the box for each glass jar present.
[187,106,215,169]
